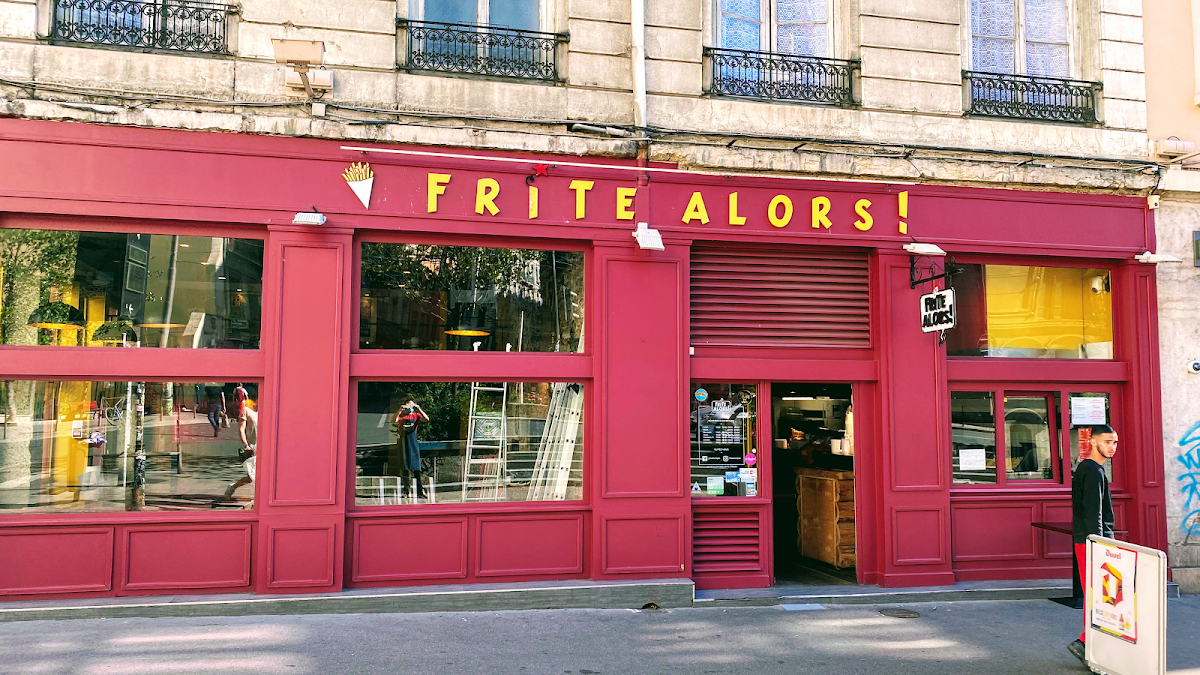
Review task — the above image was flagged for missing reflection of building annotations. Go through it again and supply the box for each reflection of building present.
[0,1,1173,601]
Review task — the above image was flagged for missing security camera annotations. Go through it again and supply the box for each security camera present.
[1188,360,1200,374]
[1090,276,1107,294]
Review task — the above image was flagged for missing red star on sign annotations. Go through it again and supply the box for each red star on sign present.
[532,164,549,177]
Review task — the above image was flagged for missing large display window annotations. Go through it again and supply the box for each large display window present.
[689,382,759,497]
[0,229,263,349]
[0,379,259,511]
[354,380,584,505]
[359,243,584,352]
[947,264,1113,359]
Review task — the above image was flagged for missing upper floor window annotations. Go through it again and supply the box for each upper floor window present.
[717,0,831,57]
[417,0,539,31]
[359,243,583,353]
[402,0,564,82]
[970,0,1069,77]
[51,0,236,54]
[0,229,263,349]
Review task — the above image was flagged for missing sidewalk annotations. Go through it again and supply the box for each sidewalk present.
[0,576,1150,622]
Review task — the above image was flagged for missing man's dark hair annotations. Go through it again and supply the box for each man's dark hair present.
[1091,424,1115,436]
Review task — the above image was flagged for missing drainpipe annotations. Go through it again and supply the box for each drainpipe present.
[631,0,647,129]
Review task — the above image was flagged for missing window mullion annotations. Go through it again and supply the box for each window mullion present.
[1015,0,1026,74]
[995,388,1007,485]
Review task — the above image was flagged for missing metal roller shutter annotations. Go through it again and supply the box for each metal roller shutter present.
[690,243,871,348]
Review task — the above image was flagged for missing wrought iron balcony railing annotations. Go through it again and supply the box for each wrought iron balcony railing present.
[963,71,1102,124]
[399,19,567,82]
[51,0,235,54]
[704,47,859,106]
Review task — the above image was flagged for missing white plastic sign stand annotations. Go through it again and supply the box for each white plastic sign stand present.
[1084,535,1167,675]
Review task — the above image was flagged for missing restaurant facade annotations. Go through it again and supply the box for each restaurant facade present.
[0,118,1170,597]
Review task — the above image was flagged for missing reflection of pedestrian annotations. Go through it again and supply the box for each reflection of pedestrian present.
[204,383,226,437]
[394,396,430,499]
[1067,424,1118,664]
[214,399,257,508]
[233,383,249,420]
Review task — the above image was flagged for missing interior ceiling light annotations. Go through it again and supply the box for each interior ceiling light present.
[92,320,138,344]
[445,303,490,337]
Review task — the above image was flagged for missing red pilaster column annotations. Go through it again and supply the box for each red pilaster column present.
[871,251,955,587]
[589,240,691,580]
[254,224,353,593]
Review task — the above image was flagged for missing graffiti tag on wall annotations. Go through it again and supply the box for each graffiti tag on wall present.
[1179,421,1200,535]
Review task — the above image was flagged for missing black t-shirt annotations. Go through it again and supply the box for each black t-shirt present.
[1072,458,1115,544]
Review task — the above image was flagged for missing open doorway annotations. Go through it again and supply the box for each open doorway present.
[771,382,858,586]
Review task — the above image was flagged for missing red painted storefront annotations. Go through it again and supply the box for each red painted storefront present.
[0,118,1170,597]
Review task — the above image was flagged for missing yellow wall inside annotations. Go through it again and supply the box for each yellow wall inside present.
[985,266,1113,355]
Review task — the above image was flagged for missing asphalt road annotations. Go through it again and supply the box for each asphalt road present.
[1,597,1197,675]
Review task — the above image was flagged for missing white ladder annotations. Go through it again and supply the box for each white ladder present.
[461,382,508,501]
[527,382,584,501]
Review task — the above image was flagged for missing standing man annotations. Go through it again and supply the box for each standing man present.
[1067,424,1117,664]
[395,395,430,500]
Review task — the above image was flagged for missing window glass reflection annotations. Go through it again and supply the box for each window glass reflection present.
[947,264,1113,359]
[951,391,997,484]
[0,230,263,348]
[1005,395,1056,480]
[355,381,584,504]
[359,244,584,352]
[689,382,758,497]
[0,380,258,511]
[1069,392,1113,482]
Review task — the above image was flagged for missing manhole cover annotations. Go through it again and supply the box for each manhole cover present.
[879,608,920,619]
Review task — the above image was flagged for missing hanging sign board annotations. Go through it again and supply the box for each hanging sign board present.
[919,288,956,333]
[1085,536,1166,675]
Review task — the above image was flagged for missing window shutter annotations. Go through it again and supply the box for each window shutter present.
[1023,0,1069,76]
[719,0,764,51]
[689,243,871,348]
[971,0,1017,73]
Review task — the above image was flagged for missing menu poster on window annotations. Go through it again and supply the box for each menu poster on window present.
[958,447,987,472]
[1071,396,1107,426]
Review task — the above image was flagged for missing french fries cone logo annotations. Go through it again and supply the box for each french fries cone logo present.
[343,162,374,209]
[1100,561,1124,606]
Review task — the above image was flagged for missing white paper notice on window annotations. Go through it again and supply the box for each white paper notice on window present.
[959,447,987,472]
[1070,396,1107,426]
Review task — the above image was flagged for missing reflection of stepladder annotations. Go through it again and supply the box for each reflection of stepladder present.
[527,382,584,501]
[462,382,508,501]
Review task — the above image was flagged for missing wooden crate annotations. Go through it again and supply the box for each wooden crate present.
[795,468,855,568]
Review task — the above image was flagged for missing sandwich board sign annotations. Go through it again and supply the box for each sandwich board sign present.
[919,288,955,333]
[1085,536,1166,675]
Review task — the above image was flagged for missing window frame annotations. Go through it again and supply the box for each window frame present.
[347,232,594,514]
[949,382,1125,493]
[944,254,1118,362]
[965,0,1076,78]
[714,0,835,58]
[0,215,267,524]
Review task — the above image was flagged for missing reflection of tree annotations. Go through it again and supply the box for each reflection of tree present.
[0,229,78,507]
[400,382,469,442]
[361,244,539,292]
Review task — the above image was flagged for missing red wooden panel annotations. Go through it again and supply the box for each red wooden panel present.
[886,262,944,490]
[271,244,342,505]
[351,518,468,582]
[603,258,683,496]
[892,508,945,565]
[0,527,113,595]
[690,244,870,348]
[602,517,685,574]
[951,505,1037,561]
[123,525,251,590]
[476,515,583,576]
[1043,502,1074,558]
[692,509,762,573]
[268,525,335,588]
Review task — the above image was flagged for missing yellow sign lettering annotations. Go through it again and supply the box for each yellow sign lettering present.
[811,196,832,229]
[476,178,500,216]
[427,173,451,213]
[682,191,710,225]
[853,198,873,231]
[898,190,909,234]
[768,195,793,228]
[617,187,637,220]
[728,192,747,226]
[569,180,594,219]
[528,185,539,219]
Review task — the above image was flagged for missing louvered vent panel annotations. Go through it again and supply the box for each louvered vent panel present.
[692,510,762,573]
[690,244,871,348]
